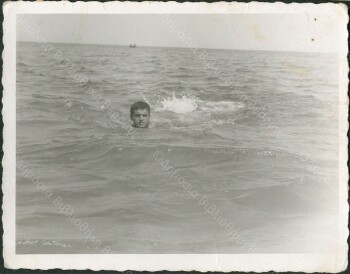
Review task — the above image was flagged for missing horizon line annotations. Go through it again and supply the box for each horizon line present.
[17,40,337,55]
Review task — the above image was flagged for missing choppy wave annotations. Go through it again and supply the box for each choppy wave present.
[17,62,28,67]
[16,41,339,254]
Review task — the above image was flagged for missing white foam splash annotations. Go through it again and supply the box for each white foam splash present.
[156,94,198,114]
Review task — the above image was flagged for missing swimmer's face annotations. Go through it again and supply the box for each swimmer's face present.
[130,108,150,128]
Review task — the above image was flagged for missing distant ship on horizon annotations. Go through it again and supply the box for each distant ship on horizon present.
[129,43,136,48]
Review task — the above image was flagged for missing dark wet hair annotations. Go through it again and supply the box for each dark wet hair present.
[130,101,151,115]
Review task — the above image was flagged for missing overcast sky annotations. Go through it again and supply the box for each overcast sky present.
[17,14,340,53]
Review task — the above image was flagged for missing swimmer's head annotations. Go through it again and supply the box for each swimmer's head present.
[130,101,151,128]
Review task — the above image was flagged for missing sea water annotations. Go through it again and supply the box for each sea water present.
[16,42,339,253]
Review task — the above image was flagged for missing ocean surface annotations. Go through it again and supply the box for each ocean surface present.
[16,41,339,253]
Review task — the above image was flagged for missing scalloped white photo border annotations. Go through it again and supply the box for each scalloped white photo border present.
[2,1,348,271]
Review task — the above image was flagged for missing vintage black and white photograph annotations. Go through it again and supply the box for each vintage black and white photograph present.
[3,1,348,271]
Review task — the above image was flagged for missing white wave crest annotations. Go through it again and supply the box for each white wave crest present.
[200,101,244,113]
